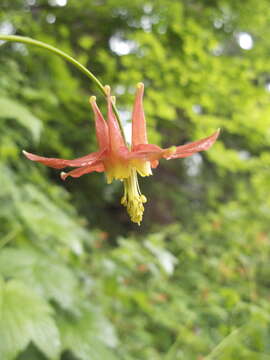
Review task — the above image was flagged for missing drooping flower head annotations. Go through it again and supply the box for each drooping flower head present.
[23,83,219,225]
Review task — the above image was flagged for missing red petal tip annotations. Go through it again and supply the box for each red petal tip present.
[89,96,96,104]
[136,82,144,89]
[213,128,221,140]
[22,150,34,160]
[104,85,111,95]
[60,172,66,181]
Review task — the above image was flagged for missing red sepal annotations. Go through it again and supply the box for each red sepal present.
[61,162,105,180]
[22,149,106,169]
[167,129,220,159]
[132,83,148,147]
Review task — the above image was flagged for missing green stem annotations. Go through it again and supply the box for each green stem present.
[0,34,127,142]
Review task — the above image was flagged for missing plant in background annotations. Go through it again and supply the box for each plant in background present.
[2,1,270,359]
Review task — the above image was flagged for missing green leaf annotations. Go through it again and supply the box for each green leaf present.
[0,278,61,360]
[0,97,42,141]
[16,184,85,254]
[57,305,118,360]
[205,322,270,360]
[0,247,79,310]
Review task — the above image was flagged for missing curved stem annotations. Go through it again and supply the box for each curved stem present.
[0,34,127,142]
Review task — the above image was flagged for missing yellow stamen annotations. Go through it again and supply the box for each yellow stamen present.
[133,160,152,177]
[121,168,147,225]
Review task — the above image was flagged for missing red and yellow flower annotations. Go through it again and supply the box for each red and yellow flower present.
[23,83,219,224]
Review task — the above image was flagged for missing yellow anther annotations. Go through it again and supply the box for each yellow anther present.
[141,195,147,203]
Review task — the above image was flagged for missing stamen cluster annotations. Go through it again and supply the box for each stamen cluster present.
[121,169,147,225]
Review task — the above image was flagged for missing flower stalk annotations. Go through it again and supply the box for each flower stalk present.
[0,34,126,141]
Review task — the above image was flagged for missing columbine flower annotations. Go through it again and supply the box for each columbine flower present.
[23,83,219,224]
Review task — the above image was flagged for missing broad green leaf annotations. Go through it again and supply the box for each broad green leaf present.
[0,97,42,141]
[16,184,85,254]
[205,322,270,360]
[57,305,118,360]
[0,278,61,360]
[0,247,79,310]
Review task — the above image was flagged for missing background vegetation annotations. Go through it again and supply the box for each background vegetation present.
[1,0,270,359]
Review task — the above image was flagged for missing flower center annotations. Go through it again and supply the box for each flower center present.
[121,168,147,225]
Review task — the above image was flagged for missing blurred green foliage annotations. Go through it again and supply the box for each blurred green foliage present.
[1,0,270,359]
